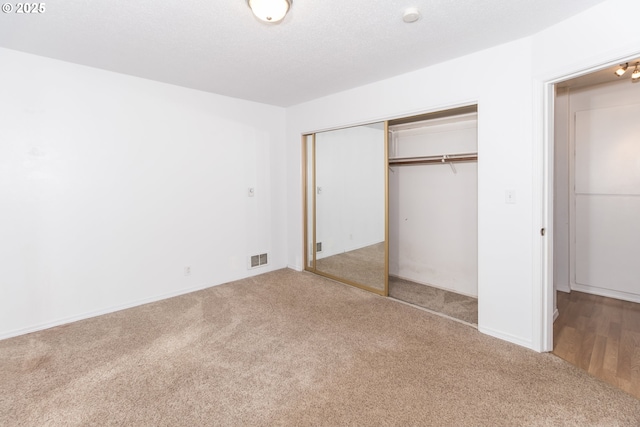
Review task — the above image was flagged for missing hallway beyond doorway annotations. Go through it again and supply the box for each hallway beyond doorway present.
[553,290,640,399]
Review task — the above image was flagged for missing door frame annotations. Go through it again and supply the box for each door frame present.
[534,50,640,352]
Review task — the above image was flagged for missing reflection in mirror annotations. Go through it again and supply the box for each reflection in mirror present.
[311,122,386,292]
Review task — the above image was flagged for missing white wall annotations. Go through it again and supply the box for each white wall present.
[3,0,636,350]
[287,0,640,351]
[531,0,640,80]
[286,37,536,348]
[530,0,640,349]
[554,79,640,303]
[389,116,478,297]
[0,48,287,340]
[314,124,385,258]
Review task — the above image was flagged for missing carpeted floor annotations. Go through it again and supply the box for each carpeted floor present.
[389,276,478,325]
[315,242,385,291]
[1,269,639,426]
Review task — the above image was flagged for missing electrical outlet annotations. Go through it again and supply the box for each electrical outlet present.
[184,266,191,276]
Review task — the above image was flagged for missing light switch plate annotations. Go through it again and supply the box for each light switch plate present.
[505,190,516,204]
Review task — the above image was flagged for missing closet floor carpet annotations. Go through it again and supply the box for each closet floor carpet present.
[389,276,478,325]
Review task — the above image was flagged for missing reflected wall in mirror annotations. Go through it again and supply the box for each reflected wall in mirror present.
[304,122,387,294]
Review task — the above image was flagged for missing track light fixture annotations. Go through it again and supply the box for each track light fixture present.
[615,63,629,77]
[248,0,292,23]
[632,63,640,82]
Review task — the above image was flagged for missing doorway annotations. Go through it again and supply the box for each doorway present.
[548,59,640,398]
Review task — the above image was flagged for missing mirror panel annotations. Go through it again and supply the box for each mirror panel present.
[308,122,387,293]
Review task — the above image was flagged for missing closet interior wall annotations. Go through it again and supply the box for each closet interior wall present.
[389,113,478,297]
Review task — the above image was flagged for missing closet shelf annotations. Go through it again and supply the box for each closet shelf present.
[388,152,477,166]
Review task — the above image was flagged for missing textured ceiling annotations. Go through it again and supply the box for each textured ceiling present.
[0,0,606,106]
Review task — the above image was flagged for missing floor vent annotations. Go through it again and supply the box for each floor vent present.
[249,253,268,269]
[316,242,322,252]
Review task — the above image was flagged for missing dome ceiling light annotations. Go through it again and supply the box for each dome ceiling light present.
[248,0,292,23]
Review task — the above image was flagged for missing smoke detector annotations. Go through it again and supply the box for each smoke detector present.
[403,7,421,23]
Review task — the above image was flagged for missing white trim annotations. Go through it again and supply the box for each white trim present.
[0,281,224,341]
[535,47,640,355]
[553,308,559,322]
[287,263,303,272]
[532,78,554,353]
[572,284,640,304]
[478,326,533,350]
[554,282,571,293]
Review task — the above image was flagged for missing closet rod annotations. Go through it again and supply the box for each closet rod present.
[388,153,477,166]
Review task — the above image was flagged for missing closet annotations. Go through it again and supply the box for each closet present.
[302,105,478,325]
[388,106,478,325]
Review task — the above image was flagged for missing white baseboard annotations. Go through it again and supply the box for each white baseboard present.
[1,265,300,341]
[478,326,534,351]
[553,308,559,322]
[572,283,640,304]
[0,281,228,341]
[287,264,303,272]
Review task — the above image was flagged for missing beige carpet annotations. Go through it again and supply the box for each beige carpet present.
[389,276,478,325]
[315,242,385,290]
[1,269,639,426]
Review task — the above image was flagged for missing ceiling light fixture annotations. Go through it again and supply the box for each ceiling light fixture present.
[632,63,640,82]
[248,0,292,23]
[615,63,628,76]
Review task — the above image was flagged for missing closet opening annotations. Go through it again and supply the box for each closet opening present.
[302,104,478,327]
[387,105,478,326]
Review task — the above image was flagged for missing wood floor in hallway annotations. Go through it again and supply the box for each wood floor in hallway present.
[553,290,640,400]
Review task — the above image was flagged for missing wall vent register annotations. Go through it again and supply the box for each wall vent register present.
[249,253,268,269]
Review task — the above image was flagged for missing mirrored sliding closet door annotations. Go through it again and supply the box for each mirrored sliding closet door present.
[303,122,388,295]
